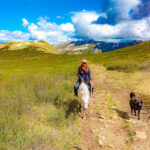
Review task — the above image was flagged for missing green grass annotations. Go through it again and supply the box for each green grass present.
[0,50,83,149]
[0,73,81,149]
[123,122,131,129]
[128,131,136,137]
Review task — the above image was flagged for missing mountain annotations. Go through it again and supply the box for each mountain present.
[0,40,61,54]
[93,40,142,52]
[53,39,142,54]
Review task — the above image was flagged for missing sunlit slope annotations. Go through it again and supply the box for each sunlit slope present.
[0,40,61,54]
[90,41,149,63]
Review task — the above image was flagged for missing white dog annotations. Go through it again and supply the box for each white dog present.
[78,82,90,118]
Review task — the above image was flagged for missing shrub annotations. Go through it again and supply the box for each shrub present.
[128,131,136,137]
[107,61,140,72]
[138,61,150,71]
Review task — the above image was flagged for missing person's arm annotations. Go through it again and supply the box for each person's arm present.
[78,68,83,80]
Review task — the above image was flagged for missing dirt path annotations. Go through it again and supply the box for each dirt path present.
[80,65,150,150]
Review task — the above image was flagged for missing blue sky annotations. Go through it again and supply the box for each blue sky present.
[0,0,100,31]
[0,0,150,43]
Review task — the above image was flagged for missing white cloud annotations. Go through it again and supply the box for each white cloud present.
[0,18,75,44]
[27,18,75,44]
[22,18,29,27]
[72,11,99,24]
[0,30,30,42]
[59,23,75,32]
[71,11,150,42]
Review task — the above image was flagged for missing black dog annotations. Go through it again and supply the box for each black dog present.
[129,92,143,120]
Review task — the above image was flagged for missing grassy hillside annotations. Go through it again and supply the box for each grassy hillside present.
[0,40,60,54]
[0,40,150,149]
[87,40,150,72]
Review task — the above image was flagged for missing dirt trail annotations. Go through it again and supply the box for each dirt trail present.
[80,65,150,150]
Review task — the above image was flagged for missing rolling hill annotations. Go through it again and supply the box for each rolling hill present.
[0,40,60,54]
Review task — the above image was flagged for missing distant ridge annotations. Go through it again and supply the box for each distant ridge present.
[71,39,142,52]
[53,39,142,54]
[0,40,61,54]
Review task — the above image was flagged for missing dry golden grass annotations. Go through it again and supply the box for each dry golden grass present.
[104,69,150,95]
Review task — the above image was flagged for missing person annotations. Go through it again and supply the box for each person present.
[74,59,92,96]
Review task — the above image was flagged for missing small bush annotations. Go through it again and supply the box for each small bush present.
[138,61,150,71]
[107,61,150,72]
[107,61,140,72]
[124,122,131,128]
[128,131,136,137]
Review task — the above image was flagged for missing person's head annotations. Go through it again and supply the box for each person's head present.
[82,59,86,64]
